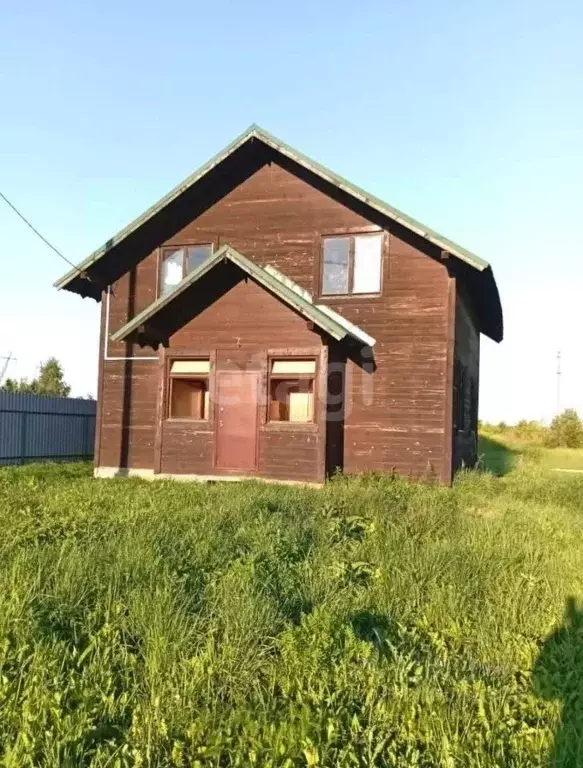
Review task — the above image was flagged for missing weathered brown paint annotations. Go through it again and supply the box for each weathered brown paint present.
[97,158,478,484]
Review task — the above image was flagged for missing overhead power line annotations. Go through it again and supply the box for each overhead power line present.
[0,190,81,274]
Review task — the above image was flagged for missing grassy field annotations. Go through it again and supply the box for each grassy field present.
[479,428,583,475]
[540,448,583,472]
[0,450,582,766]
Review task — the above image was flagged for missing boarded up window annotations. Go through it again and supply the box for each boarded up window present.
[268,359,316,423]
[168,358,211,420]
[269,380,314,422]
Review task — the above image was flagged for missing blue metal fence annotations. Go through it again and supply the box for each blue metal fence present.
[0,392,96,466]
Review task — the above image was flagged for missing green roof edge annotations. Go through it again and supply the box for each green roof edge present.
[110,244,356,344]
[249,124,489,272]
[55,124,489,290]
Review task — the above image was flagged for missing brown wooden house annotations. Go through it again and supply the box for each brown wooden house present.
[56,125,503,484]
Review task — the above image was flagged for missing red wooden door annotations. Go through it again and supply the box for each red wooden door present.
[215,371,259,471]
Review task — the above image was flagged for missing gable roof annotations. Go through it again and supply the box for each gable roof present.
[56,124,489,292]
[111,244,376,348]
[54,123,503,341]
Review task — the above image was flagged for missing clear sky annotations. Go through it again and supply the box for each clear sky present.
[0,0,581,422]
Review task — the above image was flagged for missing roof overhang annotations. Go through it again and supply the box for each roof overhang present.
[55,123,503,342]
[111,244,376,349]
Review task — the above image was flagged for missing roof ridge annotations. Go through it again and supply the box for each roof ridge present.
[54,124,489,291]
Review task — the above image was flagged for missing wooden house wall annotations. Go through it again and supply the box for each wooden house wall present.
[97,160,453,482]
[339,238,451,481]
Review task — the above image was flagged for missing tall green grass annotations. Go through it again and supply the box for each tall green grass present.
[0,461,582,766]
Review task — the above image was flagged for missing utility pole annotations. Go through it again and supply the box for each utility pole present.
[556,348,562,415]
[0,353,16,384]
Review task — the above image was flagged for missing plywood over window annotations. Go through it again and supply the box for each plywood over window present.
[168,357,211,420]
[269,380,314,422]
[268,358,316,423]
[170,379,209,420]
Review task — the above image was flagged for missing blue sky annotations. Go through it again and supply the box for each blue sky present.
[0,0,581,421]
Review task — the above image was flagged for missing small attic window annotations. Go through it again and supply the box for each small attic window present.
[160,244,213,295]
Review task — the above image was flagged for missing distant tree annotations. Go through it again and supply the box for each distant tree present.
[1,358,71,397]
[1,376,36,394]
[35,358,71,397]
[514,419,547,444]
[545,409,583,449]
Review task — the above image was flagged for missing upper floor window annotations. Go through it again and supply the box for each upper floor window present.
[321,233,383,296]
[160,244,213,295]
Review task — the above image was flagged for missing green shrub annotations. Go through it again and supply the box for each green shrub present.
[514,420,547,445]
[545,409,583,448]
